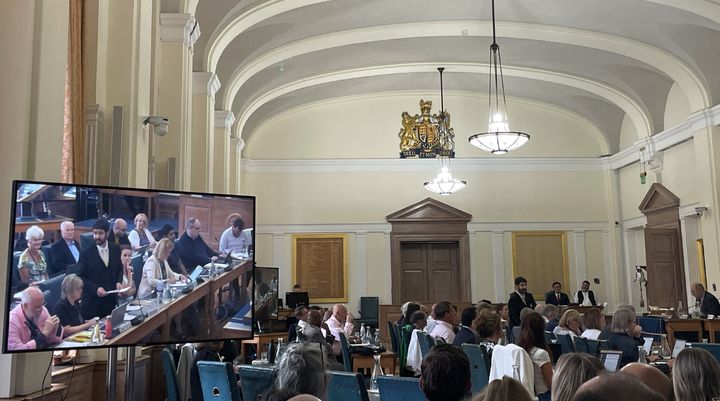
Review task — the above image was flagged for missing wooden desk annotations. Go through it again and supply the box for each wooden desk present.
[704,319,720,343]
[665,319,704,346]
[206,260,252,337]
[241,332,288,361]
[351,351,397,375]
[99,189,159,221]
[0,385,66,401]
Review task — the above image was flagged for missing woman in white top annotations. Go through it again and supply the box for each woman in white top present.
[553,309,582,338]
[117,245,137,304]
[580,308,605,340]
[138,238,185,299]
[128,213,157,252]
[517,312,553,401]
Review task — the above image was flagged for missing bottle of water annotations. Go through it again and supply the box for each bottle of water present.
[677,301,685,318]
[370,354,384,391]
[156,280,165,305]
[275,338,286,364]
[360,323,366,342]
[694,300,701,318]
[512,364,521,381]
[660,334,671,358]
[637,346,648,363]
[499,327,508,346]
[162,282,172,304]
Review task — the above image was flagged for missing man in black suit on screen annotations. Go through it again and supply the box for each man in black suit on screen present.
[691,282,720,317]
[49,221,81,275]
[507,276,537,329]
[78,219,124,320]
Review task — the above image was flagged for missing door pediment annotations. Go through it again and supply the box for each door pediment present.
[639,183,680,214]
[386,197,472,223]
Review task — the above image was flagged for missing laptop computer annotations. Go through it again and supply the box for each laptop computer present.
[672,339,686,358]
[600,350,623,372]
[133,244,149,258]
[100,302,129,332]
[189,265,204,282]
[643,337,654,355]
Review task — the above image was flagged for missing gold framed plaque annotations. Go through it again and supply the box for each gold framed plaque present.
[292,234,348,303]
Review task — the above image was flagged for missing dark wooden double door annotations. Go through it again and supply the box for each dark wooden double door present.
[645,228,685,309]
[400,241,460,303]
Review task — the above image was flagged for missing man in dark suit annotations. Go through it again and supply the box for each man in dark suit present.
[691,282,720,317]
[106,218,130,247]
[452,307,478,346]
[575,280,597,306]
[508,276,537,329]
[176,217,219,270]
[78,219,123,320]
[49,221,80,276]
[545,281,571,306]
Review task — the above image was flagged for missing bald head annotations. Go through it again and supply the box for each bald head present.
[20,287,46,320]
[621,363,673,401]
[690,282,706,300]
[571,373,665,401]
[332,304,348,322]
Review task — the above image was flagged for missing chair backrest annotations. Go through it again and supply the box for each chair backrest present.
[573,336,590,354]
[461,344,490,394]
[131,254,144,290]
[488,344,534,396]
[544,331,556,343]
[556,334,576,355]
[11,252,22,293]
[327,371,369,401]
[638,317,664,342]
[197,361,242,401]
[376,376,426,401]
[387,320,400,353]
[161,348,181,401]
[41,245,56,276]
[418,332,432,358]
[512,326,521,343]
[237,365,274,401]
[687,343,720,363]
[359,296,379,320]
[338,332,353,372]
[38,272,65,315]
[80,232,94,250]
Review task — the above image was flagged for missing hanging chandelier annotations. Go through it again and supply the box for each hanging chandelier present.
[424,67,466,195]
[468,0,530,154]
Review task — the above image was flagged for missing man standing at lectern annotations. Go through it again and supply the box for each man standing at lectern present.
[508,276,537,329]
[78,219,123,319]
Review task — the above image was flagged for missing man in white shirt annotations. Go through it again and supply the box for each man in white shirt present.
[325,304,355,342]
[429,301,457,343]
[219,217,252,256]
[574,280,597,306]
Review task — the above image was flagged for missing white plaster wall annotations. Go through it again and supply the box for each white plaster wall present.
[619,161,653,220]
[664,83,691,131]
[661,139,699,204]
[472,232,495,302]
[585,231,609,304]
[618,114,638,152]
[246,94,608,159]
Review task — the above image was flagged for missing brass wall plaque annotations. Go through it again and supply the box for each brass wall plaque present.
[292,234,348,303]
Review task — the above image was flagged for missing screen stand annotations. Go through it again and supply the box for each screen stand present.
[124,347,136,401]
[106,348,117,401]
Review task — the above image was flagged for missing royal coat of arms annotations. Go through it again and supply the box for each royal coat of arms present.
[398,100,455,158]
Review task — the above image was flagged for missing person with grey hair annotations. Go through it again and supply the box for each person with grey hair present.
[265,342,328,400]
[7,286,63,350]
[50,220,80,275]
[53,274,97,337]
[176,217,219,270]
[551,353,605,401]
[606,307,645,368]
[673,348,720,401]
[18,225,48,284]
[690,282,720,317]
[542,304,560,332]
[599,304,634,340]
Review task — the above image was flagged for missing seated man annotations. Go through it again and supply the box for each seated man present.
[49,220,80,275]
[429,301,458,343]
[545,281,571,305]
[420,344,471,401]
[543,304,560,332]
[106,218,130,247]
[620,363,674,401]
[452,306,479,346]
[176,218,219,270]
[7,287,63,350]
[301,310,343,369]
[325,304,354,342]
[218,217,252,256]
[571,372,665,401]
[690,282,720,317]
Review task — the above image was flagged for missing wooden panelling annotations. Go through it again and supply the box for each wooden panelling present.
[178,195,254,251]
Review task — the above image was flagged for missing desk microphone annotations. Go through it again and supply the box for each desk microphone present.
[131,298,146,326]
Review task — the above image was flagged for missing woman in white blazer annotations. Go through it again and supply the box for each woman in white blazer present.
[138,238,185,299]
[128,213,157,252]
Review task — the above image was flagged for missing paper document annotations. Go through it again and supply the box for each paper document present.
[124,313,135,321]
[126,305,142,311]
[105,287,132,295]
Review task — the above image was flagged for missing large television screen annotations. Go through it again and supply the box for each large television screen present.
[3,180,255,353]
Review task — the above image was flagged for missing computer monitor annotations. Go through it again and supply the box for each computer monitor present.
[600,350,623,372]
[643,337,654,355]
[286,291,309,308]
[673,339,686,358]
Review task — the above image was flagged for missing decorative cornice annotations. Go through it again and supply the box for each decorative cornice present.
[85,104,104,124]
[468,221,609,232]
[256,223,392,234]
[193,72,221,101]
[160,13,200,47]
[214,110,235,130]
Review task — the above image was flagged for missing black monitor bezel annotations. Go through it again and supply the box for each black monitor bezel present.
[3,179,256,354]
[285,291,310,309]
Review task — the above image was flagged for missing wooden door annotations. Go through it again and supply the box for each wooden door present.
[645,228,685,308]
[399,242,459,303]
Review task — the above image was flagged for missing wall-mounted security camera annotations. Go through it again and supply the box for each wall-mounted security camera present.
[695,206,709,216]
[142,116,169,136]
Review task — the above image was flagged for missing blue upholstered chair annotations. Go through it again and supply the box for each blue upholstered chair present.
[197,361,242,401]
[556,333,576,355]
[160,348,181,401]
[687,342,720,363]
[237,365,274,401]
[387,320,400,353]
[376,376,426,401]
[338,332,354,372]
[327,371,369,401]
[461,343,490,394]
[38,272,65,315]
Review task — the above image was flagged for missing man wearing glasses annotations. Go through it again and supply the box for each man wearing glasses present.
[176,218,219,270]
[7,286,63,350]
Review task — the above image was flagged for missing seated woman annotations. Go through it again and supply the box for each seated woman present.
[53,274,97,337]
[553,309,582,337]
[138,238,185,299]
[517,312,553,401]
[581,308,605,340]
[18,225,49,284]
[117,245,137,304]
[475,310,502,352]
[128,213,157,252]
[399,310,427,376]
[607,308,649,369]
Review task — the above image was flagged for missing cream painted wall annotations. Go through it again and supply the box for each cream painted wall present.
[585,231,608,304]
[660,140,699,204]
[246,93,608,159]
[471,232,495,302]
[664,83,691,131]
[618,114,638,152]
[619,161,652,220]
[249,170,609,225]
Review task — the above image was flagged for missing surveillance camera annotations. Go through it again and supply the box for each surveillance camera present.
[695,206,708,216]
[142,116,169,136]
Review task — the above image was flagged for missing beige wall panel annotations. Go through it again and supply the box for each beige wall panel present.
[366,233,391,304]
[619,161,654,220]
[472,232,495,302]
[661,140,699,204]
[585,231,608,304]
[618,114,639,152]
[664,83,691,131]
[512,233,568,301]
[250,170,608,224]
[247,94,607,159]
[255,233,274,268]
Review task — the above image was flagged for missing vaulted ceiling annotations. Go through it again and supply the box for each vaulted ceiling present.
[186,0,720,154]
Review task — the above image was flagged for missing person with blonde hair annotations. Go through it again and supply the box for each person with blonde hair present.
[551,353,605,401]
[128,213,157,251]
[138,238,185,299]
[18,225,48,284]
[53,274,97,337]
[554,309,582,337]
[474,376,533,401]
[673,348,720,401]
